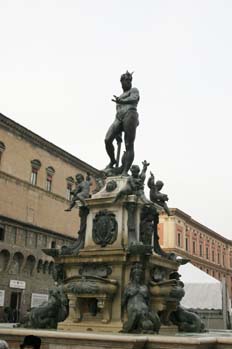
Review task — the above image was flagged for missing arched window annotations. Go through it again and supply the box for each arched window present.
[37,259,43,273]
[30,159,41,185]
[43,261,49,274]
[66,176,74,200]
[0,249,10,272]
[46,166,55,192]
[8,252,24,274]
[23,255,36,276]
[48,261,54,275]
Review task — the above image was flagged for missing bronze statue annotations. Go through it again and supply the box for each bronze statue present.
[65,173,91,211]
[20,286,68,329]
[122,262,160,333]
[140,205,156,246]
[139,205,173,258]
[147,172,171,215]
[170,305,206,333]
[104,71,139,176]
[113,160,150,203]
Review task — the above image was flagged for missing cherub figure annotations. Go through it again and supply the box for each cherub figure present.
[65,173,91,211]
[147,172,171,216]
[113,160,150,203]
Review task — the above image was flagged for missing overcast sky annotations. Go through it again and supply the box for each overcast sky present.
[0,1,232,239]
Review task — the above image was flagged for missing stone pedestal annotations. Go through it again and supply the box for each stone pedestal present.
[84,176,144,250]
[53,176,181,333]
[57,253,179,332]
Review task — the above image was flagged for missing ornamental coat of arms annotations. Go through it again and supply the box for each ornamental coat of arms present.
[92,210,118,247]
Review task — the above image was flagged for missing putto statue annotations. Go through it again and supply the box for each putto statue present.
[65,173,91,211]
[113,160,150,203]
[147,172,171,216]
[104,71,140,176]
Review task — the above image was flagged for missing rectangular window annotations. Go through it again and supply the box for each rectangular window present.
[206,247,209,260]
[51,241,56,248]
[212,250,215,262]
[193,241,196,254]
[0,226,5,241]
[185,237,189,251]
[30,171,37,186]
[177,233,181,247]
[218,253,220,264]
[66,183,72,200]
[46,178,52,192]
[0,142,5,167]
[199,244,203,257]
[222,254,225,266]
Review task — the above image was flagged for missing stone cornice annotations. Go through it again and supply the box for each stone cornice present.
[164,247,232,273]
[0,170,68,204]
[0,113,100,176]
[165,208,232,245]
[0,214,75,242]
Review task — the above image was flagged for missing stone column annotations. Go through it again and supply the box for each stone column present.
[65,294,78,322]
[102,297,112,323]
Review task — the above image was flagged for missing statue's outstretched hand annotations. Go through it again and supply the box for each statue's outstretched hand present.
[112,95,120,103]
[142,160,150,168]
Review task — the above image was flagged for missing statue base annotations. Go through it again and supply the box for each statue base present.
[45,175,200,334]
[57,249,180,332]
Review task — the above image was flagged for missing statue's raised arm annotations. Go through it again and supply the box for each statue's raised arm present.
[147,171,171,216]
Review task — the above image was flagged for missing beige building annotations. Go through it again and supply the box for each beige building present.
[159,208,232,298]
[0,113,99,322]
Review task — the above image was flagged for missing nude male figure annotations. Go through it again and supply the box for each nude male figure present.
[104,71,139,176]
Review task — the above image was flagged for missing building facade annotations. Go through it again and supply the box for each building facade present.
[159,208,232,298]
[0,113,99,322]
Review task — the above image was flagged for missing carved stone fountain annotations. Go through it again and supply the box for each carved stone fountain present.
[34,71,205,334]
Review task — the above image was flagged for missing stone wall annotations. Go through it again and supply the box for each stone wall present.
[0,217,74,322]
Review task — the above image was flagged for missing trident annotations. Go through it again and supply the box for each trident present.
[116,132,122,168]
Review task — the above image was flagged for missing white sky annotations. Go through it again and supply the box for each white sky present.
[0,1,232,239]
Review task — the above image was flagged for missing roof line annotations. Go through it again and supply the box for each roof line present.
[0,113,100,175]
[170,208,231,244]
[0,214,75,241]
